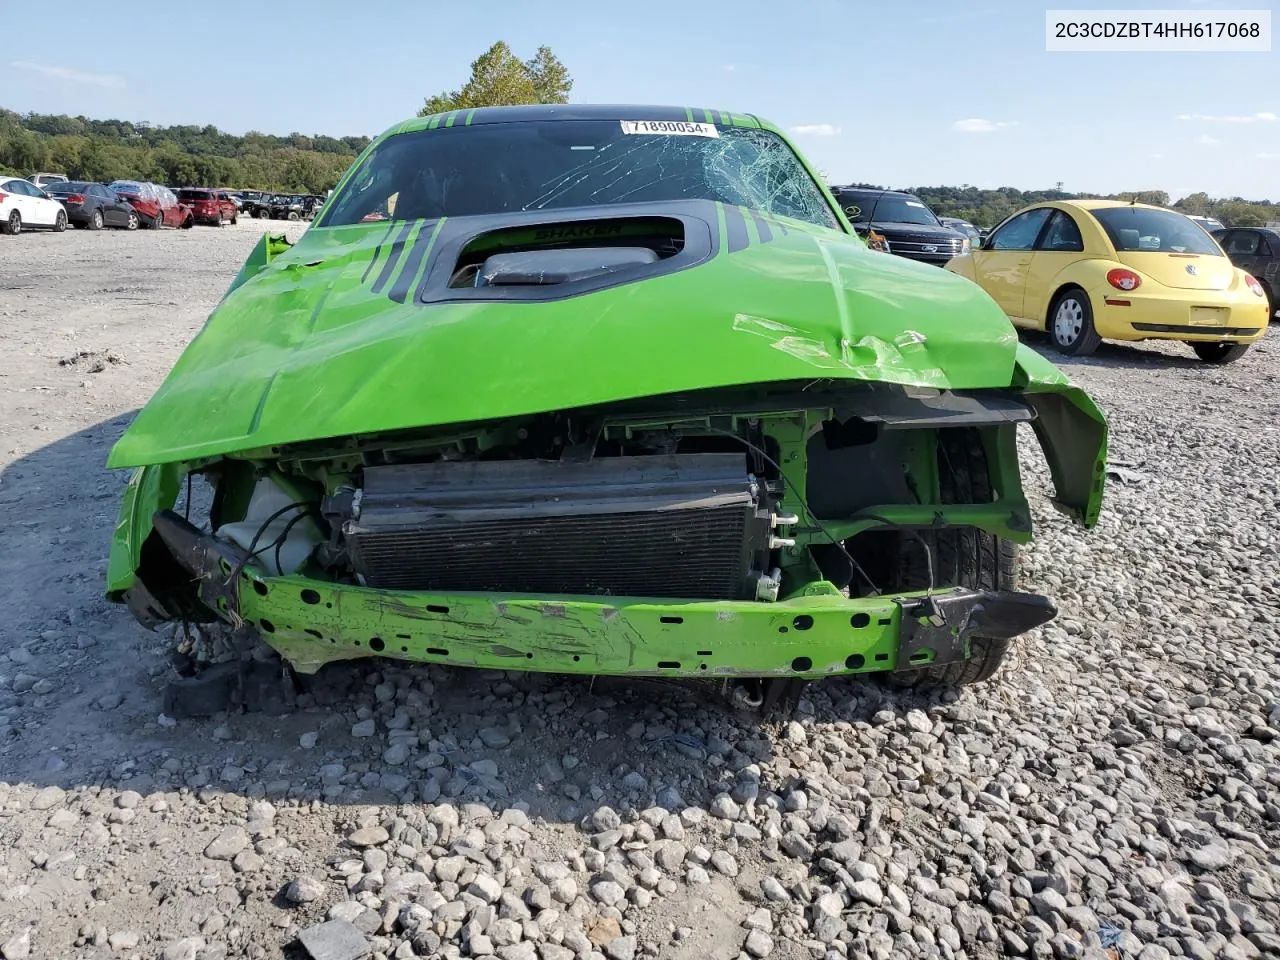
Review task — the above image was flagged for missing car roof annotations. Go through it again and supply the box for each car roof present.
[1055,199,1178,213]
[386,104,781,142]
[407,103,765,127]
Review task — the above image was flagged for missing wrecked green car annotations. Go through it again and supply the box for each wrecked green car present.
[106,105,1107,710]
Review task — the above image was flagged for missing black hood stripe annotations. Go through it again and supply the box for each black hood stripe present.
[750,212,773,245]
[370,221,416,294]
[361,221,400,283]
[723,204,750,254]
[388,218,444,304]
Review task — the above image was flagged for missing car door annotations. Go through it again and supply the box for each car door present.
[969,207,1054,325]
[1221,229,1264,279]
[1022,210,1087,329]
[18,180,57,225]
[90,185,119,225]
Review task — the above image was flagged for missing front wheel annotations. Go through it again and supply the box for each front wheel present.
[257,209,270,219]
[90,209,104,231]
[151,212,164,229]
[3,210,21,235]
[287,211,300,221]
[126,212,139,230]
[1048,288,1102,356]
[1191,342,1250,364]
[54,210,67,232]
[886,429,1018,689]
[230,213,238,225]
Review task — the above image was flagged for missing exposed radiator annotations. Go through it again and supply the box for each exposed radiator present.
[341,454,772,599]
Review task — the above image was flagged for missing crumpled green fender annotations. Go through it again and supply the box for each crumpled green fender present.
[106,462,186,597]
[221,232,294,302]
[1013,343,1108,527]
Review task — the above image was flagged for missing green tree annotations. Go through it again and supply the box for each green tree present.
[418,42,572,116]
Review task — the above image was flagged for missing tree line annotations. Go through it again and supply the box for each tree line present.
[0,109,369,193]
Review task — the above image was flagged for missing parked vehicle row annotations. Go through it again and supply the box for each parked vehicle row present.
[1,176,296,236]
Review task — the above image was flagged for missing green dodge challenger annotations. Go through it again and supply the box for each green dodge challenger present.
[105,104,1108,711]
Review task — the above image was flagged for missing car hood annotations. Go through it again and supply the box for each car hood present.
[108,200,1021,468]
[869,221,964,238]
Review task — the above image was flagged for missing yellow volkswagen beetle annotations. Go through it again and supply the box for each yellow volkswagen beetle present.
[945,200,1270,363]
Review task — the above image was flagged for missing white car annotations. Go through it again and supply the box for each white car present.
[0,176,68,235]
[1186,213,1225,233]
[30,172,69,188]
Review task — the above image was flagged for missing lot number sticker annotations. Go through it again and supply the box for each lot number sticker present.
[621,120,720,138]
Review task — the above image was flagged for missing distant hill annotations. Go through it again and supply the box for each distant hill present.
[838,182,1280,230]
[0,109,370,193]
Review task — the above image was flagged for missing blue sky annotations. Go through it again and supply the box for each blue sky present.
[5,0,1277,199]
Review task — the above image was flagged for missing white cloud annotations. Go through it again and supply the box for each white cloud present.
[1177,111,1276,123]
[10,60,124,89]
[789,123,840,137]
[722,64,737,72]
[952,118,1017,134]
[1257,152,1280,159]
[1195,134,1220,145]
[1149,152,1165,159]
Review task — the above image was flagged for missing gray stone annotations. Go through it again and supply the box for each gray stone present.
[604,935,636,960]
[348,826,390,848]
[0,930,31,960]
[160,938,204,960]
[480,727,511,748]
[297,919,370,960]
[203,826,248,860]
[591,881,626,906]
[744,930,774,958]
[351,719,376,738]
[286,876,327,905]
[469,874,503,904]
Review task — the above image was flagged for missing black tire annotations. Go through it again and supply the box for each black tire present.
[1048,287,1102,356]
[287,211,300,221]
[182,215,194,230]
[89,209,104,231]
[1191,342,1250,364]
[151,212,164,229]
[3,210,21,235]
[231,213,238,225]
[126,211,139,231]
[886,429,1018,689]
[1265,287,1276,323]
[257,209,270,220]
[53,210,67,232]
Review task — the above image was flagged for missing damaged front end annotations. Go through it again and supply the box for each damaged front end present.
[108,372,1104,698]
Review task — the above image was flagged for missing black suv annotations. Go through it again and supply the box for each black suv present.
[829,187,968,266]
[1212,226,1279,321]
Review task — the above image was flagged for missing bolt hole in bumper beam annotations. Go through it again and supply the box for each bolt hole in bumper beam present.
[151,510,1055,678]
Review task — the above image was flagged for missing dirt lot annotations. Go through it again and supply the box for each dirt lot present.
[1,219,1278,960]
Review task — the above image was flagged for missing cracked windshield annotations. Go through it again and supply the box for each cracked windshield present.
[321,120,839,229]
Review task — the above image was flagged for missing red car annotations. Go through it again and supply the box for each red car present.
[177,188,239,226]
[108,181,194,229]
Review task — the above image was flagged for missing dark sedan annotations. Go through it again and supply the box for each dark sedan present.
[44,181,139,230]
[1212,226,1279,320]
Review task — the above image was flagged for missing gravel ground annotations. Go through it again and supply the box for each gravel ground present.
[1,219,1279,960]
